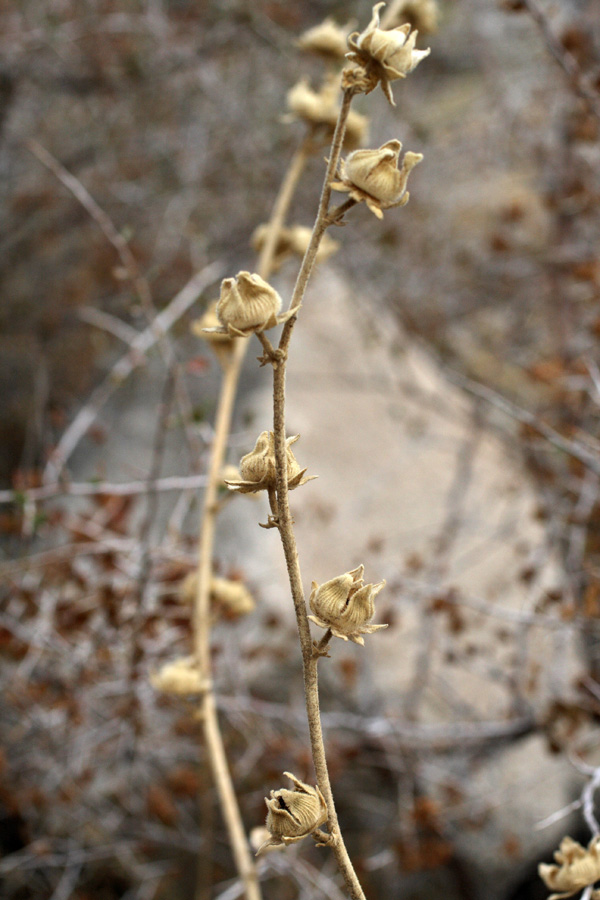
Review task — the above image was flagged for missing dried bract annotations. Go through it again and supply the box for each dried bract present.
[539,835,600,900]
[297,17,355,61]
[345,1,430,105]
[225,431,315,494]
[309,564,388,645]
[286,76,368,149]
[150,656,207,695]
[251,223,339,272]
[257,771,328,855]
[331,139,423,219]
[203,272,288,338]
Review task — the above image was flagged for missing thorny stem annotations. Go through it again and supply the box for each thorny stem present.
[193,138,312,900]
[271,90,368,900]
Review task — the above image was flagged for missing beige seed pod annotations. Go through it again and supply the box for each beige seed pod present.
[331,140,423,219]
[150,656,208,695]
[256,772,328,855]
[286,76,368,150]
[179,573,255,618]
[191,301,237,367]
[251,224,339,272]
[383,0,439,34]
[297,17,354,61]
[539,835,600,900]
[225,431,315,494]
[309,564,388,645]
[346,2,430,105]
[204,272,282,338]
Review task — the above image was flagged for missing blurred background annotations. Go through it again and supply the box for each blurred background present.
[1,1,600,899]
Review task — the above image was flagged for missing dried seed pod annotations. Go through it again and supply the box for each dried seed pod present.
[345,2,430,106]
[286,75,368,150]
[384,0,439,34]
[150,656,208,695]
[211,272,282,337]
[191,301,237,367]
[251,224,339,272]
[297,17,355,61]
[256,772,328,855]
[331,139,423,219]
[225,431,315,494]
[539,835,600,900]
[179,573,255,618]
[309,564,388,645]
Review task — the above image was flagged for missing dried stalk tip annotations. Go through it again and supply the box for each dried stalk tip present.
[539,835,600,900]
[256,771,328,855]
[202,272,292,338]
[309,564,388,645]
[179,572,255,618]
[251,223,339,272]
[297,17,356,61]
[345,2,430,106]
[150,656,208,695]
[286,75,368,150]
[331,139,423,219]
[226,431,316,494]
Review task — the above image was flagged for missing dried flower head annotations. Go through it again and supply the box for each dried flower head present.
[345,2,430,105]
[297,17,355,61]
[179,573,255,618]
[286,76,368,149]
[331,139,423,219]
[384,0,439,34]
[257,771,328,855]
[251,223,339,272]
[150,656,208,695]
[225,431,315,494]
[309,564,388,645]
[191,301,236,366]
[202,272,293,338]
[539,836,600,900]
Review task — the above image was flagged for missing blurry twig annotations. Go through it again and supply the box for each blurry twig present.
[0,473,208,504]
[445,367,600,475]
[41,261,223,483]
[521,0,600,121]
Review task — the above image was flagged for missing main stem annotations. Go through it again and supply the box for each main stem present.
[193,139,311,900]
[271,91,367,900]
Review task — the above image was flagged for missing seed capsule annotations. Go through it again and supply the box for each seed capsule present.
[309,564,388,645]
[256,772,328,855]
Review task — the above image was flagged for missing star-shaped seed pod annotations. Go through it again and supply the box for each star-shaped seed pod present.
[345,2,430,106]
[286,76,368,150]
[297,16,356,61]
[308,564,388,645]
[251,224,340,272]
[331,139,423,219]
[202,272,295,339]
[256,772,328,855]
[150,656,208,695]
[225,431,315,494]
[539,835,600,900]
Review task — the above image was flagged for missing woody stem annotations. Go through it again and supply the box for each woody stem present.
[271,90,367,900]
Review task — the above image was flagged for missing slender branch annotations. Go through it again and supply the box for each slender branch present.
[271,89,367,900]
[192,139,312,900]
[0,473,209,505]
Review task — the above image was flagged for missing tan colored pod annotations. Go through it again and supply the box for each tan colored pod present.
[256,772,328,854]
[309,564,388,645]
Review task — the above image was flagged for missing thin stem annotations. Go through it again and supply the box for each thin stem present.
[192,139,312,900]
[271,90,367,900]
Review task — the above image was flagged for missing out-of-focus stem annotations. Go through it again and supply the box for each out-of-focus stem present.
[193,138,312,900]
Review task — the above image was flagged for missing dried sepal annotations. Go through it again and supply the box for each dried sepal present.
[331,139,423,219]
[286,75,368,150]
[201,272,294,338]
[150,656,208,695]
[226,431,316,494]
[309,564,388,645]
[256,772,328,855]
[539,835,600,900]
[251,224,339,272]
[345,2,430,106]
[297,17,355,61]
